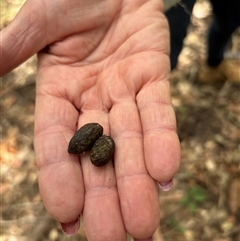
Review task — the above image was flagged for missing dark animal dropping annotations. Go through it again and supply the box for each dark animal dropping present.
[90,135,115,167]
[68,123,103,154]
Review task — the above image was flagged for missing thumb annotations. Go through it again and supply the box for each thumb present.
[1,0,119,77]
[0,1,49,77]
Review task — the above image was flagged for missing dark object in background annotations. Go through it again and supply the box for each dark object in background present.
[165,0,240,70]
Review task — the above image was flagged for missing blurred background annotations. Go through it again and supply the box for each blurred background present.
[1,0,240,240]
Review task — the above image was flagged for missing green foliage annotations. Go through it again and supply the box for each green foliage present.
[180,185,207,212]
[166,217,185,234]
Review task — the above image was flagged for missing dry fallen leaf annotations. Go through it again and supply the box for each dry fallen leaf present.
[228,179,240,214]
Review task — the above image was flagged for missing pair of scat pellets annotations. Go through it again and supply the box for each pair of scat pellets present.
[68,123,115,167]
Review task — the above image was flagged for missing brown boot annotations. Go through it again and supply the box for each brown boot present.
[220,59,240,83]
[198,59,240,84]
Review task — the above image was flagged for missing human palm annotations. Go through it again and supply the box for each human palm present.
[1,0,181,240]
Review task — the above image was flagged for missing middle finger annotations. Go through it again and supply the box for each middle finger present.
[78,109,126,241]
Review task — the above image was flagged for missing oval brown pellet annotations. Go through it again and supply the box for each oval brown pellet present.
[68,123,103,154]
[90,135,115,167]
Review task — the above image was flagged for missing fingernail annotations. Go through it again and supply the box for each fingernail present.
[158,179,173,191]
[134,238,152,241]
[60,218,80,236]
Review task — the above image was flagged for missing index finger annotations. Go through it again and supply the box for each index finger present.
[34,90,84,225]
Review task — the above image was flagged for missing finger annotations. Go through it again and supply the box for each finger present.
[78,110,126,241]
[0,0,115,76]
[0,0,49,76]
[34,91,85,225]
[110,101,160,239]
[137,79,181,183]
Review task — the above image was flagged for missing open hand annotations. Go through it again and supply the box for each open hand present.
[0,0,181,240]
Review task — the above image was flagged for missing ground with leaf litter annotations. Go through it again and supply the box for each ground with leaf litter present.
[1,1,239,241]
